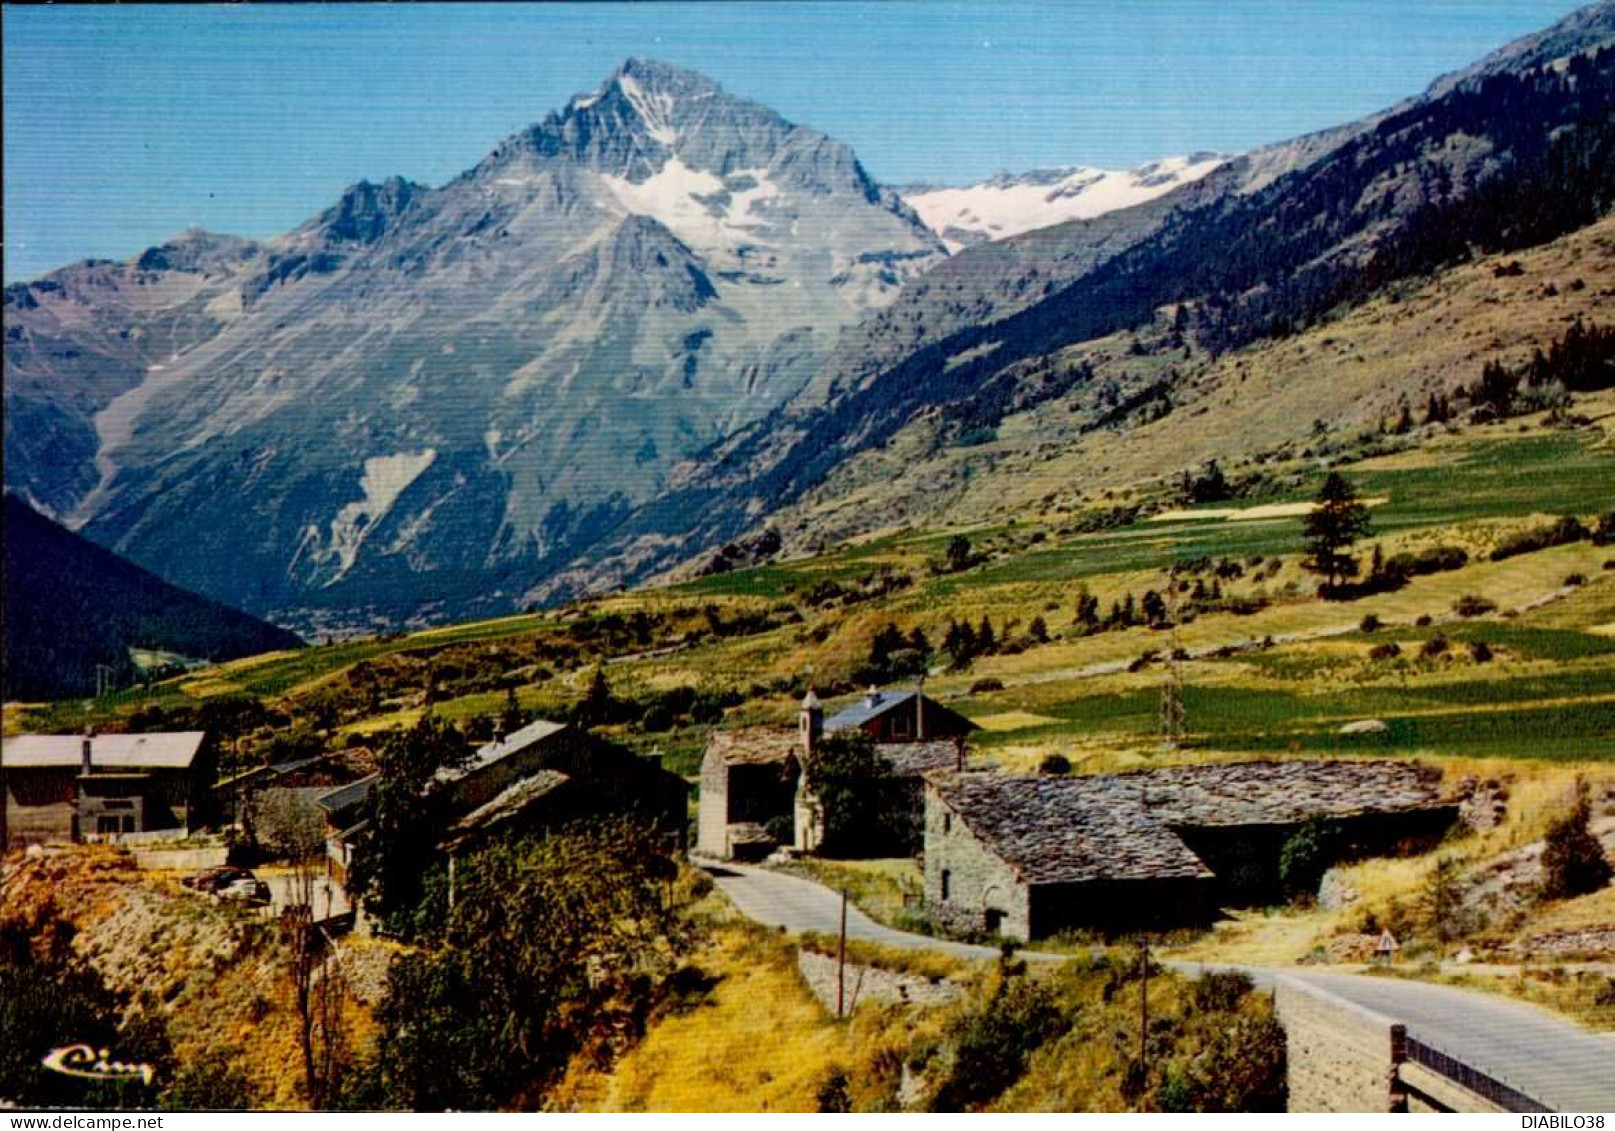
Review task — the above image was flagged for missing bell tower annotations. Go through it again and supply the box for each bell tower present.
[799,688,823,757]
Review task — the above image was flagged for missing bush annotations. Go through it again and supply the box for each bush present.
[1038,754,1072,776]
[161,1047,255,1111]
[1491,516,1588,561]
[815,1068,852,1113]
[1415,614,1433,627]
[1358,614,1381,633]
[1453,595,1497,617]
[1541,782,1613,901]
[763,814,795,846]
[1420,635,1452,658]
[931,978,1068,1110]
[1192,970,1254,1013]
[970,678,1004,694]
[1592,511,1615,547]
[1368,642,1402,660]
[1469,640,1494,663]
[1279,817,1339,900]
[1564,573,1587,587]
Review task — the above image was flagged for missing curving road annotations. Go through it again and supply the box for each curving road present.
[701,858,1615,1112]
[1284,970,1615,1114]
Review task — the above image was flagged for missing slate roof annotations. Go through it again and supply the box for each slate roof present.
[443,770,571,848]
[705,727,800,767]
[931,773,1213,885]
[930,759,1455,887]
[876,741,962,777]
[1127,760,1449,828]
[2,732,207,771]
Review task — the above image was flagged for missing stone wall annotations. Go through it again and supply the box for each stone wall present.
[922,784,1030,939]
[696,748,728,857]
[795,949,962,1014]
[1273,975,1402,1113]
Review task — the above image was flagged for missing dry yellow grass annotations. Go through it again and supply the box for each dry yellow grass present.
[583,922,848,1112]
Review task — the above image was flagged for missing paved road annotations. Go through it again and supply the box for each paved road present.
[1288,971,1615,1114]
[703,859,1615,1112]
[700,858,1013,960]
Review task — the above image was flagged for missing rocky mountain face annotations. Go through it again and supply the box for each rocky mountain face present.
[3,58,943,634]
[544,8,1615,600]
[898,155,1226,251]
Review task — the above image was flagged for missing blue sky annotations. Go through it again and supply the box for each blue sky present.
[2,1,1590,281]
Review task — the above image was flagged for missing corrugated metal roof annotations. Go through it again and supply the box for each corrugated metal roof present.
[438,718,568,784]
[824,690,917,731]
[316,773,378,815]
[2,731,206,770]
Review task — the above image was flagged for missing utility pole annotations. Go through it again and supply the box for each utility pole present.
[1138,934,1150,1077]
[1160,584,1186,747]
[837,887,848,1018]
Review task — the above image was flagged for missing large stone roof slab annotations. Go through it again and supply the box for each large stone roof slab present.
[931,773,1214,885]
[1127,759,1448,827]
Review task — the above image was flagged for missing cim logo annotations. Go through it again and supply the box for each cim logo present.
[40,1045,155,1087]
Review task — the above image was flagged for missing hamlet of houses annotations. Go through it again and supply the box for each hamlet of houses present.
[3,680,1460,943]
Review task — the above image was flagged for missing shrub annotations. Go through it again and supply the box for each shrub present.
[1541,781,1613,901]
[1038,754,1071,776]
[1491,516,1588,561]
[1415,614,1432,627]
[1279,817,1339,900]
[1368,642,1402,661]
[1564,573,1587,587]
[1420,635,1451,658]
[763,814,795,846]
[969,678,1004,694]
[1453,595,1497,617]
[1359,614,1381,633]
[931,979,1069,1110]
[1469,640,1494,663]
[1592,511,1615,547]
[815,1068,852,1113]
[1192,970,1254,1013]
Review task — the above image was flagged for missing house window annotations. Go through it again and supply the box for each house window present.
[122,815,136,833]
[940,869,951,900]
[943,812,951,834]
[96,816,121,834]
[984,908,1005,934]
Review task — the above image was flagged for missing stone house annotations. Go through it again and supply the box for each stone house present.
[2,730,214,846]
[697,727,801,860]
[698,688,973,860]
[317,718,688,883]
[924,760,1457,939]
[924,772,1215,939]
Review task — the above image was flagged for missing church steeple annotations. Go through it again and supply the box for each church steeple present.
[799,688,823,757]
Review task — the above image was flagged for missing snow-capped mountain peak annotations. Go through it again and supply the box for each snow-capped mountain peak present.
[900,153,1226,251]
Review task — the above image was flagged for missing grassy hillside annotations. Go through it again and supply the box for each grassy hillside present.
[761,213,1615,553]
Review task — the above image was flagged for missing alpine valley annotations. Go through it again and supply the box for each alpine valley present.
[6,5,1615,637]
